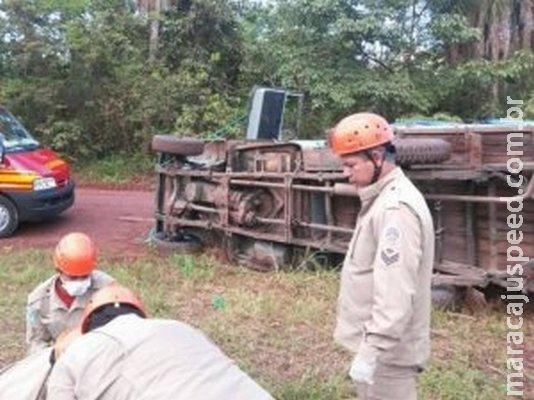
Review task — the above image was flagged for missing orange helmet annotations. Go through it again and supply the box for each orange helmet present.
[328,112,394,156]
[54,232,97,277]
[81,283,146,333]
[54,327,82,360]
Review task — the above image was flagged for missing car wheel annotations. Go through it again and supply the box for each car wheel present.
[148,228,203,253]
[0,196,19,238]
[151,136,205,156]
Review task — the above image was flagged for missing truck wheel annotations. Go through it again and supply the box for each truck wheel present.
[151,136,205,156]
[225,234,292,272]
[0,196,19,238]
[394,138,452,166]
[431,284,463,311]
[148,229,202,253]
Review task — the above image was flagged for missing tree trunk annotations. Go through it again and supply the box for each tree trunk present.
[471,1,488,59]
[137,0,172,62]
[447,0,532,62]
[148,0,161,62]
[444,0,533,107]
[517,0,533,51]
[484,1,512,61]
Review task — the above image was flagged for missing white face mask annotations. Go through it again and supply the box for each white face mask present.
[61,277,91,297]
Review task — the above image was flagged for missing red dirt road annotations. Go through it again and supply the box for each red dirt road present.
[1,188,155,258]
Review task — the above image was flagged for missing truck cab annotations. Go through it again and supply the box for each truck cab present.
[0,107,74,237]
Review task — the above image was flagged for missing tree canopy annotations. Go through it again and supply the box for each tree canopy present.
[0,0,532,158]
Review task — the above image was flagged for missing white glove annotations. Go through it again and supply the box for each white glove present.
[349,352,377,384]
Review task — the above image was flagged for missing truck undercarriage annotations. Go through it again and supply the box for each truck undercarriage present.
[151,123,534,304]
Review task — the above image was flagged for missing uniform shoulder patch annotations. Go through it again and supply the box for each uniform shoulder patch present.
[381,248,400,266]
[384,226,400,244]
[379,225,401,267]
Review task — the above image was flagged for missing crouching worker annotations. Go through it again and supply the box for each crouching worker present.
[26,232,114,353]
[0,347,52,400]
[47,283,273,400]
[0,329,81,400]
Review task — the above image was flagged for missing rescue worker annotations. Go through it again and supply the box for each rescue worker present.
[328,113,435,399]
[0,347,51,400]
[47,283,273,399]
[26,232,114,353]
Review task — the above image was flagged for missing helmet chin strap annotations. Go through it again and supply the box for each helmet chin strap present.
[364,150,385,184]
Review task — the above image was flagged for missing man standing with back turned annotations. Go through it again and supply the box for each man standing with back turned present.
[328,113,435,399]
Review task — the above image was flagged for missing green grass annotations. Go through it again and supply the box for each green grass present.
[0,248,531,399]
[421,360,503,400]
[74,153,154,185]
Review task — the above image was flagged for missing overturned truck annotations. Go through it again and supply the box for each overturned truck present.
[151,121,533,303]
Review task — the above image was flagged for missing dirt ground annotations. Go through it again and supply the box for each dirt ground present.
[1,187,154,258]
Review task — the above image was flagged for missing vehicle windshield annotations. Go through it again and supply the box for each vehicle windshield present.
[0,108,40,152]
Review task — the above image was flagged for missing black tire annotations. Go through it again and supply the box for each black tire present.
[225,234,292,272]
[224,233,247,266]
[151,135,205,156]
[148,228,202,253]
[431,284,463,311]
[0,196,18,238]
[394,138,452,166]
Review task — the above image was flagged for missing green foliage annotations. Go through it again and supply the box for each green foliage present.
[525,96,534,119]
[397,113,463,122]
[430,13,481,45]
[0,0,244,159]
[0,0,532,159]
[39,119,89,159]
[428,51,534,119]
[75,153,154,184]
[240,0,434,130]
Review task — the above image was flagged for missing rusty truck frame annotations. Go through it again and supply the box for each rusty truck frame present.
[151,121,533,302]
